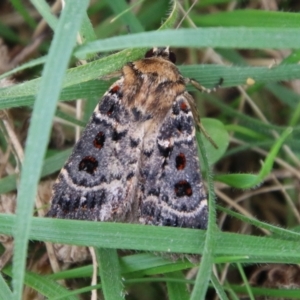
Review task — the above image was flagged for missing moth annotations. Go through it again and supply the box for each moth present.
[47,48,211,229]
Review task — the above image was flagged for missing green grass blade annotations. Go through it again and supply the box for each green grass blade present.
[3,266,78,300]
[215,127,292,188]
[194,10,300,28]
[236,263,254,300]
[30,0,58,30]
[0,56,47,81]
[11,0,36,28]
[191,127,217,300]
[166,271,190,300]
[97,248,125,300]
[3,63,300,111]
[105,0,144,33]
[11,1,89,299]
[1,214,300,263]
[75,27,300,57]
[229,285,300,299]
[0,273,12,299]
[210,272,229,300]
[217,205,300,241]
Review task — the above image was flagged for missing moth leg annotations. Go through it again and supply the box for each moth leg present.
[185,78,223,149]
[196,119,218,149]
[185,77,223,93]
[184,92,219,149]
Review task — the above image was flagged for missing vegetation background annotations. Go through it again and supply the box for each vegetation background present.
[0,0,300,299]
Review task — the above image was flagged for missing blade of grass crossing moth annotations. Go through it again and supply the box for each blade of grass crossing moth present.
[12,1,89,299]
[191,132,217,299]
[96,248,125,300]
[3,63,300,111]
[2,214,300,263]
[196,72,221,298]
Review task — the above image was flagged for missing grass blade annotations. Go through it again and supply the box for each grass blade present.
[12,1,89,298]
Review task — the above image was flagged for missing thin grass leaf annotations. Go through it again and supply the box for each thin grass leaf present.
[138,1,170,29]
[229,285,300,299]
[79,13,97,44]
[105,0,144,33]
[12,1,89,299]
[97,248,124,300]
[266,83,300,109]
[30,0,58,30]
[206,95,288,134]
[199,0,232,6]
[166,271,190,300]
[0,21,22,43]
[47,253,193,282]
[237,263,255,300]
[75,27,300,57]
[194,10,300,28]
[210,272,229,300]
[3,266,77,300]
[215,127,292,188]
[120,253,192,275]
[0,56,47,80]
[3,63,300,112]
[225,124,268,141]
[0,273,12,299]
[11,0,36,28]
[217,205,300,241]
[191,125,217,300]
[51,284,103,300]
[1,214,300,263]
[55,110,86,127]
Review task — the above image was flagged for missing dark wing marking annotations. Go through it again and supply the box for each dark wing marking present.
[47,78,143,222]
[139,93,208,229]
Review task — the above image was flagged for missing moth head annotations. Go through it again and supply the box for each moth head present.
[145,47,176,64]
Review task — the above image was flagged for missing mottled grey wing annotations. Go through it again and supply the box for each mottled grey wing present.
[47,79,142,222]
[139,93,208,229]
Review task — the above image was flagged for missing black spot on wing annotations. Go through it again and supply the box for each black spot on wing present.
[78,156,98,175]
[112,129,127,141]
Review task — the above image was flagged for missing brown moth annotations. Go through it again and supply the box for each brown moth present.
[47,48,209,229]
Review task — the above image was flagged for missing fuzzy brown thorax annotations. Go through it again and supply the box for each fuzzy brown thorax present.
[122,55,186,121]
